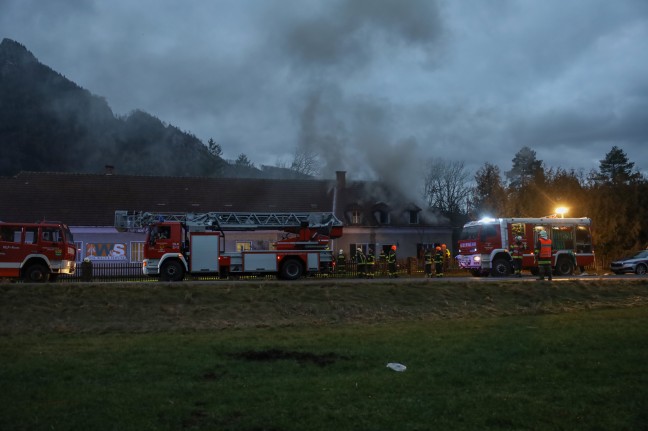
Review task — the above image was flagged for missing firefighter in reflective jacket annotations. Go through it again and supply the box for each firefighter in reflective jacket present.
[366,249,375,278]
[387,245,398,278]
[336,249,347,274]
[434,246,444,277]
[510,236,524,277]
[535,230,553,281]
[424,247,433,278]
[441,244,451,272]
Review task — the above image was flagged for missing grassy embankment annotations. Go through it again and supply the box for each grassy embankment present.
[1,279,647,430]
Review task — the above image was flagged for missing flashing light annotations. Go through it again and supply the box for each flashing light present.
[555,207,568,218]
[478,217,496,223]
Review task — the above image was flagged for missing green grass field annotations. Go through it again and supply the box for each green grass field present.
[1,279,647,430]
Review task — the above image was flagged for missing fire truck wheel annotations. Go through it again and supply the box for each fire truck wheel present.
[160,260,184,282]
[554,257,574,276]
[280,258,304,280]
[23,263,51,283]
[490,258,511,277]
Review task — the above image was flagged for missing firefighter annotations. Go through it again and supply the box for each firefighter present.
[379,248,387,276]
[336,249,347,274]
[535,230,553,281]
[387,245,398,278]
[366,249,375,278]
[441,243,451,272]
[355,247,367,278]
[424,247,433,278]
[510,236,524,277]
[434,246,444,277]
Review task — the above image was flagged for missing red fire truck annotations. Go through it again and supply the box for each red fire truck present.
[0,221,77,282]
[456,217,595,277]
[114,210,344,281]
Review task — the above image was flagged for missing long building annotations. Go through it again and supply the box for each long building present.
[0,170,452,264]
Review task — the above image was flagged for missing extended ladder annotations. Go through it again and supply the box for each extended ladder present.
[114,210,343,231]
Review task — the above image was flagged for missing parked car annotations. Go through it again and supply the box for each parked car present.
[610,250,648,275]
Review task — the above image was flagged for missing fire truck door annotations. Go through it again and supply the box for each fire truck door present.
[0,225,24,276]
[39,227,64,259]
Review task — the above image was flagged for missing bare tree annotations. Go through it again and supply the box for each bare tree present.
[423,158,472,216]
[290,148,320,177]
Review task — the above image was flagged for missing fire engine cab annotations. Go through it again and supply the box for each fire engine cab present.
[114,210,344,281]
[0,221,77,282]
[456,217,595,277]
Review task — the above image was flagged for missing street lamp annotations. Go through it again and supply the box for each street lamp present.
[555,207,568,218]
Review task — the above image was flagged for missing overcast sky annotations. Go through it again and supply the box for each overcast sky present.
[2,0,648,189]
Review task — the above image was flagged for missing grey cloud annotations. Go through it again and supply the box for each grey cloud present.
[1,0,647,179]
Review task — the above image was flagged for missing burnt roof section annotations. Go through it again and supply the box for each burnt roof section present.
[0,172,335,226]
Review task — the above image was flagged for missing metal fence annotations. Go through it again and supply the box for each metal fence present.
[52,257,603,283]
[58,260,413,282]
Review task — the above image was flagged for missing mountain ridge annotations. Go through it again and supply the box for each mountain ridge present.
[0,38,300,179]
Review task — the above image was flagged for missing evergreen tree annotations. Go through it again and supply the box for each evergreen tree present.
[505,146,543,189]
[207,138,222,157]
[594,146,642,185]
[235,153,254,168]
[471,162,507,218]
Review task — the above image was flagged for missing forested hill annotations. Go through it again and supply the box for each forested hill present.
[0,38,230,177]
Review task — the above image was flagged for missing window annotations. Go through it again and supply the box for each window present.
[409,210,419,224]
[351,210,362,225]
[236,241,252,252]
[0,226,21,243]
[350,243,377,259]
[480,224,498,241]
[511,223,525,238]
[552,226,574,250]
[130,242,145,262]
[41,228,61,243]
[575,225,593,253]
[374,210,390,224]
[25,228,38,244]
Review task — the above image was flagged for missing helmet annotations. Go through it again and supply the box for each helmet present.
[83,257,90,262]
[436,246,441,251]
[441,244,446,248]
[339,249,343,254]
[391,245,397,250]
[515,236,522,241]
[539,230,548,239]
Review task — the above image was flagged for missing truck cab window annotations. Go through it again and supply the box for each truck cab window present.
[41,228,61,243]
[1,226,21,243]
[480,225,497,241]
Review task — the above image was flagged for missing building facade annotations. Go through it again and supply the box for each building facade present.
[0,171,453,265]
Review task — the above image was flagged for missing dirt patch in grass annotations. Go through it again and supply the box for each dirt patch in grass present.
[231,349,347,367]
